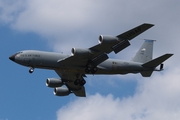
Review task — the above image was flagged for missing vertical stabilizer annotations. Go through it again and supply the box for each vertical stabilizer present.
[132,40,155,63]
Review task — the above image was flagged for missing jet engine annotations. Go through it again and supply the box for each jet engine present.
[54,87,71,96]
[46,78,63,88]
[71,48,91,57]
[98,35,119,44]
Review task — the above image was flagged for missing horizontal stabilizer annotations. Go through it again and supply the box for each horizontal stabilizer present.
[142,54,173,68]
[117,23,154,40]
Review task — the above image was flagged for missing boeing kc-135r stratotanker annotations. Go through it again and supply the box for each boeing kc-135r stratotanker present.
[9,23,173,97]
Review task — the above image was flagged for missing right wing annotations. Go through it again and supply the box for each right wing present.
[58,23,154,69]
[91,23,154,54]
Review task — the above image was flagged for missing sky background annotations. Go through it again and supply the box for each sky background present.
[1,0,180,120]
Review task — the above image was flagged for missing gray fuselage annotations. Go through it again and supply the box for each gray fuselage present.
[11,50,151,75]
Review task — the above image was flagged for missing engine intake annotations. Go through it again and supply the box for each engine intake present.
[46,78,63,88]
[54,87,71,96]
[99,35,119,44]
[71,48,91,57]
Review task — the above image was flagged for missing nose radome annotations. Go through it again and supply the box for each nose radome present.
[9,54,16,61]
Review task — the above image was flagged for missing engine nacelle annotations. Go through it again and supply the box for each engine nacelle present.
[71,48,91,57]
[54,87,71,96]
[98,35,119,44]
[46,78,63,88]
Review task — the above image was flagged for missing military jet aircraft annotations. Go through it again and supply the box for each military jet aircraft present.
[9,23,173,97]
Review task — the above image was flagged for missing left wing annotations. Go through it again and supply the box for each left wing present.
[55,70,86,97]
[58,23,154,69]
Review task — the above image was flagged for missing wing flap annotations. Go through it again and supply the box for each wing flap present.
[73,86,86,97]
[112,40,130,54]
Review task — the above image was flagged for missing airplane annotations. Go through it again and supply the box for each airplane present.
[9,23,173,97]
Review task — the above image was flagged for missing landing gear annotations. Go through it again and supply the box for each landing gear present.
[85,67,91,73]
[74,79,86,86]
[80,79,86,86]
[85,64,97,74]
[74,74,86,86]
[29,67,34,73]
[91,67,97,74]
[74,79,80,85]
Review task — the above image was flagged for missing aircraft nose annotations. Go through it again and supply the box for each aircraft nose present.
[9,54,16,61]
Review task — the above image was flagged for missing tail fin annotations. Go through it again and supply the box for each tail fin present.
[132,39,155,63]
[141,54,173,77]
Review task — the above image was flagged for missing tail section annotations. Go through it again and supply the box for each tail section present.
[142,54,173,68]
[141,54,173,77]
[132,39,173,77]
[132,39,155,63]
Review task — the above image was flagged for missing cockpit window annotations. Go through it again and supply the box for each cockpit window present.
[16,51,23,57]
[17,51,23,54]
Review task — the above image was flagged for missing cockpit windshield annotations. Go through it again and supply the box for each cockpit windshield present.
[15,51,23,57]
[17,51,23,54]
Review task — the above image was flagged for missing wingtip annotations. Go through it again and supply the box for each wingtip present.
[166,53,174,57]
[143,23,155,26]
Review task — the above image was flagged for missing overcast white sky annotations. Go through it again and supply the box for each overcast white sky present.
[1,0,180,120]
